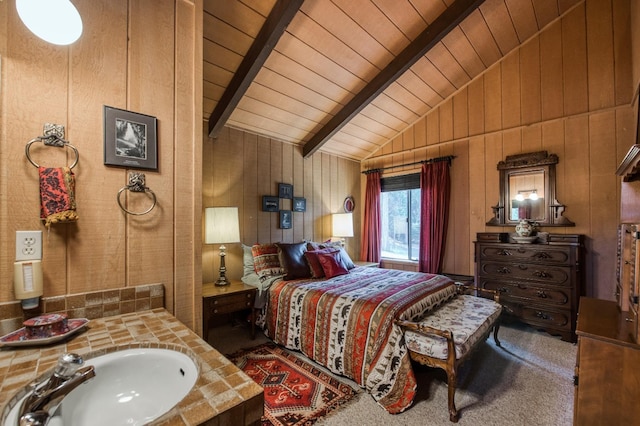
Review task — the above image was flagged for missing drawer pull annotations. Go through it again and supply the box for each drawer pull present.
[535,311,550,320]
[213,300,219,305]
[533,270,551,278]
[496,249,511,256]
[498,287,508,293]
[626,317,634,322]
[497,267,510,274]
[533,252,552,260]
[536,290,548,298]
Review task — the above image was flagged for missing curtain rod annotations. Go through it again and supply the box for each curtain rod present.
[362,155,456,175]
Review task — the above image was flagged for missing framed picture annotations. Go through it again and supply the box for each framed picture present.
[278,183,293,199]
[280,210,292,229]
[103,105,158,170]
[262,196,279,212]
[293,197,306,212]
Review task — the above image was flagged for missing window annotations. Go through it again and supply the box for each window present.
[380,174,420,261]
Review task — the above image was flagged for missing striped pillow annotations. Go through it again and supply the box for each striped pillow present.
[251,243,283,280]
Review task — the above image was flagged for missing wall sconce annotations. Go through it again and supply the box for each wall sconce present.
[16,0,83,46]
[332,213,353,247]
[205,207,240,286]
[516,189,538,201]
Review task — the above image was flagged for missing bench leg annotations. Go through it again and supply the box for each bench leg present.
[447,369,459,423]
[493,318,501,347]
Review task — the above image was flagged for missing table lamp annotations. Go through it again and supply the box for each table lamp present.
[205,207,240,286]
[332,213,354,247]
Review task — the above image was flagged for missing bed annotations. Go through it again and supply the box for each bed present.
[242,241,458,414]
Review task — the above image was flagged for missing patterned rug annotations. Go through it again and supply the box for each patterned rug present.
[227,343,359,426]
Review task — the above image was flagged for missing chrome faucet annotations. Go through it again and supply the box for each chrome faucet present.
[18,353,95,426]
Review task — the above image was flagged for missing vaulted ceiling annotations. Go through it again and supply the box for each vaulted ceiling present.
[204,0,581,161]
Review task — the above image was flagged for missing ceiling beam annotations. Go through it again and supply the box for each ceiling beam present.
[207,0,304,138]
[302,0,485,158]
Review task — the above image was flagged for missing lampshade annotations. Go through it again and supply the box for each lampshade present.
[332,213,354,238]
[16,0,83,46]
[205,207,240,244]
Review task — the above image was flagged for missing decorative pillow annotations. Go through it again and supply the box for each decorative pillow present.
[317,250,349,279]
[336,247,356,270]
[304,248,339,278]
[276,242,310,280]
[242,244,255,277]
[251,243,283,280]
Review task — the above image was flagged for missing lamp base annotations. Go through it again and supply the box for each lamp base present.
[214,276,231,287]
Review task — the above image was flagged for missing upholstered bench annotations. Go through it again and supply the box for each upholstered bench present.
[396,292,502,422]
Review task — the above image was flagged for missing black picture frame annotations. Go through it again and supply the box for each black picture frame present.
[262,196,279,212]
[278,183,293,199]
[104,105,158,170]
[293,197,306,212]
[280,210,292,229]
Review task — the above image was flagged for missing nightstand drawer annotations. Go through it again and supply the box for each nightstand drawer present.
[208,292,254,314]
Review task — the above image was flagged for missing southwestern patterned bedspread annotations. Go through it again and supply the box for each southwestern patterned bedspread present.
[265,267,457,414]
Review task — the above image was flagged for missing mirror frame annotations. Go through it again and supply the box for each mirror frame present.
[487,151,574,227]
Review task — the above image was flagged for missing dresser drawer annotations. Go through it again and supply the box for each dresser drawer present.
[502,302,572,331]
[478,261,572,286]
[478,244,571,265]
[479,279,571,307]
[206,291,254,315]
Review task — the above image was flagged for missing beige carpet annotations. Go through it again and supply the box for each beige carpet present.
[209,318,576,426]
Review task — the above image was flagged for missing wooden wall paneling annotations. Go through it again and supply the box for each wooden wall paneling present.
[320,153,332,239]
[562,3,589,116]
[612,0,633,106]
[243,132,259,245]
[173,0,201,327]
[542,121,567,232]
[439,98,454,142]
[68,0,128,295]
[292,145,305,243]
[484,133,503,223]
[589,111,618,299]
[586,0,615,111]
[483,64,502,132]
[223,127,246,278]
[443,27,487,78]
[632,1,640,90]
[505,0,538,43]
[127,0,175,292]
[427,110,440,146]
[468,136,486,264]
[2,6,71,301]
[414,117,427,149]
[312,153,323,240]
[403,127,415,172]
[451,140,471,274]
[540,21,564,121]
[257,136,272,244]
[467,76,485,135]
[414,58,456,99]
[501,50,521,129]
[425,43,470,90]
[520,37,542,125]
[270,140,284,242]
[532,0,560,30]
[303,156,314,241]
[281,143,294,243]
[453,87,469,139]
[502,128,522,157]
[522,123,543,153]
[563,115,590,235]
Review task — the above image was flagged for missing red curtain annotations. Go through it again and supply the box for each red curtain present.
[361,171,381,262]
[419,161,451,274]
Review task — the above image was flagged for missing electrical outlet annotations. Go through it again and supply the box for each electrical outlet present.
[16,231,43,261]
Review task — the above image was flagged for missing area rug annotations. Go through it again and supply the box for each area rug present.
[227,343,359,426]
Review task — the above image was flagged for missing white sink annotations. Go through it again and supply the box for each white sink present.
[3,347,199,426]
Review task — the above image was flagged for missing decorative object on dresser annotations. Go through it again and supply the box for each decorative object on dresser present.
[573,297,640,424]
[205,207,241,286]
[202,281,256,342]
[475,232,584,342]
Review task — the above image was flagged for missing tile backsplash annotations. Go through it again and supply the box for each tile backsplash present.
[0,284,164,337]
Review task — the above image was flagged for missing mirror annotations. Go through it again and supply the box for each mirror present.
[487,151,574,227]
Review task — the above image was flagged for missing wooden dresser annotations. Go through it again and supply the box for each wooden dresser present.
[574,297,640,425]
[475,232,584,342]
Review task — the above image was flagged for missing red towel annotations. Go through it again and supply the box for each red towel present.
[39,167,78,227]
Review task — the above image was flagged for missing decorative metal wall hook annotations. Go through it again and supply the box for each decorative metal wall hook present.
[117,172,157,216]
[25,123,79,169]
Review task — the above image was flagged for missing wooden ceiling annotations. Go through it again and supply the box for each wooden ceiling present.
[204,0,581,161]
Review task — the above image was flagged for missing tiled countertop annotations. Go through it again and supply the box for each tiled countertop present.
[0,308,263,426]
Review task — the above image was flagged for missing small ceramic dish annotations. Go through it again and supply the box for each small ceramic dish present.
[0,318,89,347]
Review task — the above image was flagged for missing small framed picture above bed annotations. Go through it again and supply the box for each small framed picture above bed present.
[293,197,306,212]
[278,183,293,199]
[262,196,279,212]
[280,210,292,229]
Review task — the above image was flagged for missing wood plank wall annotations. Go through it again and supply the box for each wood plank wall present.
[364,0,634,300]
[202,126,361,284]
[0,0,202,330]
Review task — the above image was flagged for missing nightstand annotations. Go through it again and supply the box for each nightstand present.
[353,260,379,268]
[203,281,257,342]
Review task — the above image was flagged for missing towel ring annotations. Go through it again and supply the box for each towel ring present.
[25,123,79,169]
[117,172,157,216]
